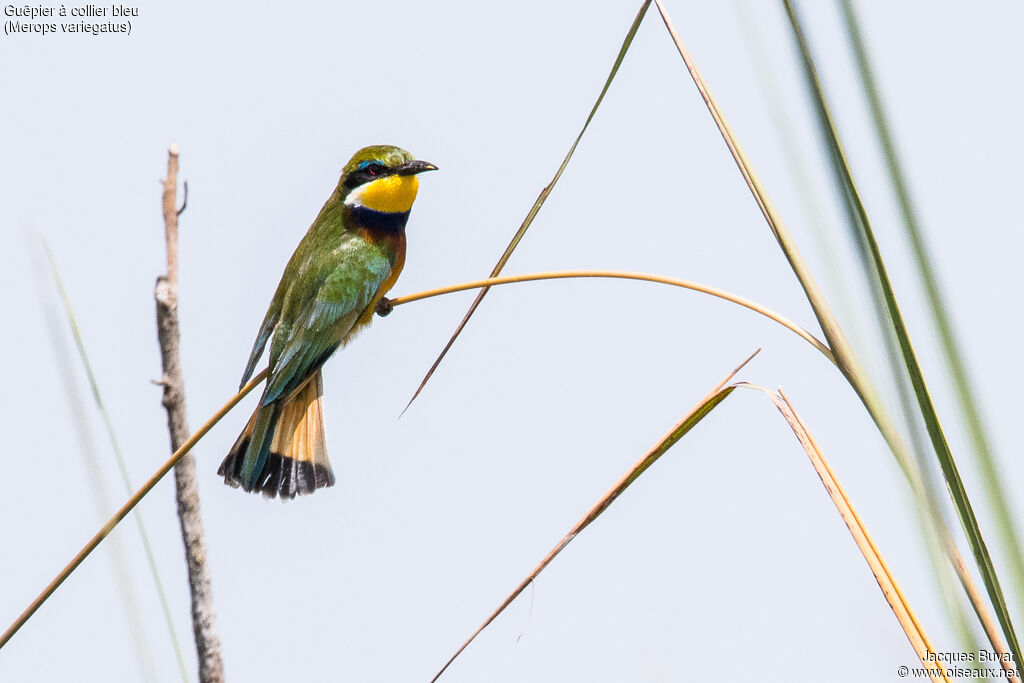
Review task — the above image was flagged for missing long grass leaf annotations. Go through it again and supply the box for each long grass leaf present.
[40,238,191,683]
[838,0,1024,616]
[732,0,851,310]
[654,0,1009,666]
[761,386,950,682]
[780,0,1021,670]
[402,0,652,413]
[430,351,757,681]
[29,239,159,681]
[651,0,922,494]
[0,369,269,651]
[390,269,832,361]
[733,0,945,555]
[733,4,981,658]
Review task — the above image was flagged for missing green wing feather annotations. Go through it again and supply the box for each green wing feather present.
[262,236,392,404]
[235,231,393,490]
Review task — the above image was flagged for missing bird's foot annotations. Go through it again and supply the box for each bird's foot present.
[375,296,394,317]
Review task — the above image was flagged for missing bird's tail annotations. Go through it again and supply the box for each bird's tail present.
[218,370,335,499]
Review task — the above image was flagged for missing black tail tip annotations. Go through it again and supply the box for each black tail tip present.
[218,449,334,500]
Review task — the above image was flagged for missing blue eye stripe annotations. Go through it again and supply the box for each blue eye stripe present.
[357,160,384,171]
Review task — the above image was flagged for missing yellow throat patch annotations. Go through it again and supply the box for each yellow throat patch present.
[354,174,420,213]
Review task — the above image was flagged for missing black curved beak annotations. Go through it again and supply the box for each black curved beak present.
[395,159,439,176]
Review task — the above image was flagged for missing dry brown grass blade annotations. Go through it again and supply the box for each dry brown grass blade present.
[389,270,832,362]
[430,350,758,681]
[654,1,1015,670]
[0,368,269,651]
[758,385,949,682]
[401,0,652,414]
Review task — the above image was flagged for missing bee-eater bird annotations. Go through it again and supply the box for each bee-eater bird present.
[218,145,437,499]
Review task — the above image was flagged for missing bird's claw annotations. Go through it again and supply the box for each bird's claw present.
[375,296,394,317]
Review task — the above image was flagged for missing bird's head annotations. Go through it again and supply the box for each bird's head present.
[339,145,438,214]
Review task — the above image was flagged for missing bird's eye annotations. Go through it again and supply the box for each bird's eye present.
[366,163,384,176]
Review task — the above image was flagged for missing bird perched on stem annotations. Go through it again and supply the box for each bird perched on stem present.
[219,145,437,499]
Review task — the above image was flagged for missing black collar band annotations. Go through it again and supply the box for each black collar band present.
[349,205,410,235]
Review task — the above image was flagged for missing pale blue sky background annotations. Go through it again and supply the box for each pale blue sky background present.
[1,1,1022,681]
